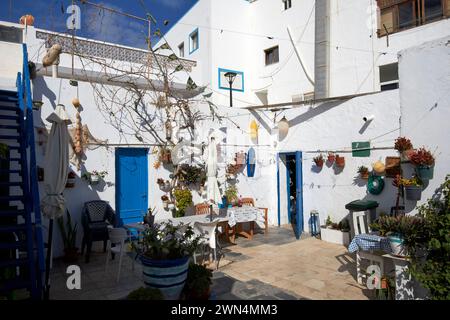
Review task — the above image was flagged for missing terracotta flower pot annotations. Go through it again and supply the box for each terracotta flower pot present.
[314,159,324,168]
[327,154,336,163]
[335,156,345,168]
[360,171,370,179]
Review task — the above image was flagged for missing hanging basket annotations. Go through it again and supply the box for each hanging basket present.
[416,165,434,180]
[404,185,422,201]
[335,155,345,168]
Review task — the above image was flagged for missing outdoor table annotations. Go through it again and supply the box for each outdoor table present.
[348,233,392,254]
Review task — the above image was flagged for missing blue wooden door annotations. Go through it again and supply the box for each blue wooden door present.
[115,148,148,226]
[294,151,304,239]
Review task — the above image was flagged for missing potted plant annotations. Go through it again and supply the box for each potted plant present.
[224,185,239,207]
[182,263,213,300]
[132,221,202,300]
[409,147,435,180]
[394,137,414,160]
[176,164,205,185]
[327,152,336,164]
[399,176,423,201]
[320,216,350,246]
[335,155,345,168]
[370,215,424,257]
[126,287,164,300]
[65,171,76,188]
[161,195,170,209]
[313,154,324,168]
[82,170,107,185]
[57,210,79,263]
[159,147,172,164]
[173,188,193,217]
[357,165,370,179]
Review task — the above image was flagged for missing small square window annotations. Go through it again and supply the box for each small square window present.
[283,0,292,10]
[265,46,279,66]
[178,42,185,58]
[189,29,199,54]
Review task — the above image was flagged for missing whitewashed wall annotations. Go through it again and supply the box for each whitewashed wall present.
[399,36,450,212]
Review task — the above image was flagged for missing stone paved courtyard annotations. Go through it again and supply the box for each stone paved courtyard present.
[48,226,371,300]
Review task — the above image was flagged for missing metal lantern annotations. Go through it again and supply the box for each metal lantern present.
[278,116,289,136]
[250,119,258,140]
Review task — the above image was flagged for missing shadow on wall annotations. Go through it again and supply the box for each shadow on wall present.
[43,170,104,259]
[32,76,58,109]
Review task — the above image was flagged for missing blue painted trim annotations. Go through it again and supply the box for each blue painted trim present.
[295,151,304,239]
[276,154,281,227]
[218,68,245,92]
[286,156,291,224]
[189,28,199,54]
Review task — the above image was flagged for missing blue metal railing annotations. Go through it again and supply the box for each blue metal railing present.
[17,44,45,298]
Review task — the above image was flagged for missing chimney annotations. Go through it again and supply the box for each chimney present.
[314,0,330,99]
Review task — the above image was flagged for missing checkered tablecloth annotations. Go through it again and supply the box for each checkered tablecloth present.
[348,234,392,253]
[227,207,266,228]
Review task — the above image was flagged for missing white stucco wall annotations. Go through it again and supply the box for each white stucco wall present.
[399,36,450,211]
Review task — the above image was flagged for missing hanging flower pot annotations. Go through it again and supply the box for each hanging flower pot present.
[357,166,370,179]
[404,185,422,201]
[90,175,100,185]
[335,155,345,168]
[416,165,434,180]
[313,155,324,168]
[327,153,336,163]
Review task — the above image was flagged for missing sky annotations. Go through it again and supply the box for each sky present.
[0,0,198,49]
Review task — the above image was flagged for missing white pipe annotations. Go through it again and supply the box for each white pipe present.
[52,64,58,78]
[287,27,315,86]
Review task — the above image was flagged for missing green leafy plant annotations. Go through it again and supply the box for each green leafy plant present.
[409,147,435,166]
[338,218,351,232]
[182,263,213,300]
[126,287,164,300]
[173,188,193,216]
[133,221,202,260]
[57,210,78,250]
[325,215,332,227]
[408,175,450,300]
[224,185,238,204]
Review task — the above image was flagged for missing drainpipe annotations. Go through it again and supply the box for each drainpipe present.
[314,0,330,99]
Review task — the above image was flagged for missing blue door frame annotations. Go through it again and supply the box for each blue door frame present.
[277,151,304,239]
[115,148,149,226]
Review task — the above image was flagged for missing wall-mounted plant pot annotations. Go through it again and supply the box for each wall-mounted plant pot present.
[404,185,422,201]
[388,234,407,257]
[314,160,324,168]
[327,154,335,163]
[335,156,345,168]
[90,176,100,185]
[416,165,434,180]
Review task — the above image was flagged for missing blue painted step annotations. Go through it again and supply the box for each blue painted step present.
[0,115,19,121]
[0,135,20,140]
[0,258,29,268]
[0,209,26,217]
[0,105,19,112]
[0,124,19,130]
[0,224,27,233]
[0,169,22,175]
[0,241,27,250]
[0,181,23,187]
[0,195,25,202]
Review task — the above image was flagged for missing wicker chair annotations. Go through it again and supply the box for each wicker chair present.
[195,203,210,215]
[81,200,116,263]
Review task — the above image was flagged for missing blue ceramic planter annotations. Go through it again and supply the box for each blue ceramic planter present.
[416,165,434,180]
[140,255,189,300]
